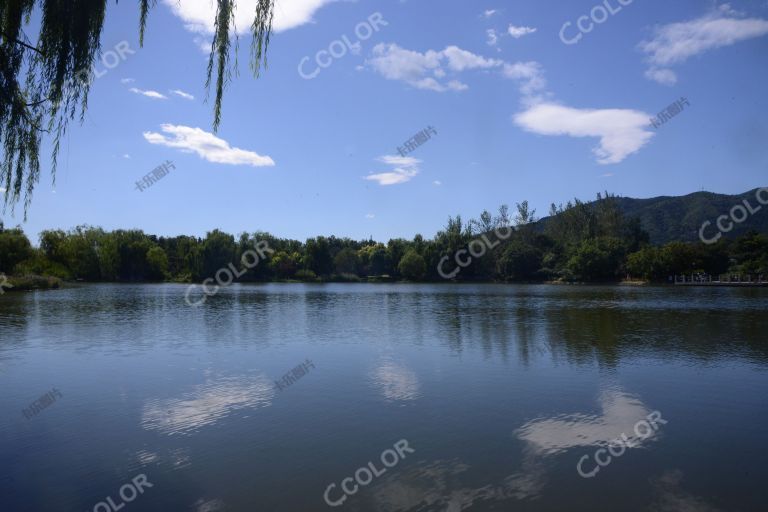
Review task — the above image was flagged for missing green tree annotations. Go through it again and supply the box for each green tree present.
[730,231,768,274]
[145,246,168,281]
[305,237,333,276]
[567,237,627,281]
[660,242,698,276]
[496,240,542,281]
[358,243,390,276]
[0,226,32,273]
[386,239,409,277]
[434,215,470,279]
[40,229,68,264]
[201,230,235,277]
[514,201,537,227]
[60,226,103,280]
[97,232,120,281]
[626,246,664,280]
[270,251,300,279]
[398,250,426,281]
[170,236,203,280]
[113,230,152,281]
[369,246,390,275]
[334,247,359,275]
[471,209,495,234]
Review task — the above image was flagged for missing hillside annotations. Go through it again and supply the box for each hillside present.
[539,188,768,245]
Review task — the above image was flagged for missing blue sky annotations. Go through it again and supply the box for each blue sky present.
[4,0,768,243]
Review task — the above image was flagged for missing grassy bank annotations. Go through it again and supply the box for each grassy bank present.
[2,275,62,292]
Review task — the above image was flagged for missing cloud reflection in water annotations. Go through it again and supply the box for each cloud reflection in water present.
[141,375,274,435]
[368,388,660,511]
[372,360,421,402]
[516,388,657,455]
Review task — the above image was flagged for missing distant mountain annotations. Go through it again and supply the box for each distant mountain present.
[540,188,768,245]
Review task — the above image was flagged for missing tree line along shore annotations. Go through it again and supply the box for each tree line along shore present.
[1,195,766,289]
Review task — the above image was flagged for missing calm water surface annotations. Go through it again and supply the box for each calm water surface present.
[1,283,767,511]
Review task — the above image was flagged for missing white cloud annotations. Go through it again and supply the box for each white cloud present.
[170,89,195,100]
[502,61,547,96]
[500,59,651,164]
[640,5,768,84]
[508,25,537,38]
[486,28,499,46]
[143,124,275,167]
[433,180,442,186]
[366,43,503,92]
[514,102,654,164]
[644,67,678,86]
[442,46,502,71]
[364,155,421,186]
[123,154,131,159]
[446,80,469,91]
[162,0,336,34]
[366,44,444,90]
[129,88,168,99]
[367,44,652,165]
[379,155,420,167]
[120,78,135,84]
[482,9,497,19]
[367,43,544,95]
[365,213,375,219]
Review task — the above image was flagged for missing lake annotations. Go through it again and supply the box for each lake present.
[1,283,766,511]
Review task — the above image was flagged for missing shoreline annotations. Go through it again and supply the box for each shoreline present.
[6,277,767,292]
[1,276,666,291]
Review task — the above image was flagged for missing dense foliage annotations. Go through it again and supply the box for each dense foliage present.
[1,194,766,283]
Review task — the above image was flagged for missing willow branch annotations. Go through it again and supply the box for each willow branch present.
[0,31,43,55]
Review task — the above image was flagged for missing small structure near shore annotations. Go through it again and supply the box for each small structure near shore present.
[673,274,767,286]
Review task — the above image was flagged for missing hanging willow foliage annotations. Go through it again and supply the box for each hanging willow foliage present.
[0,0,274,218]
